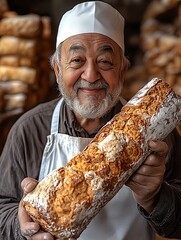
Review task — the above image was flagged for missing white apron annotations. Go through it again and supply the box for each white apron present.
[39,99,154,240]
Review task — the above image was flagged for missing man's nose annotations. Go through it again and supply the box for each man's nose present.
[81,61,100,83]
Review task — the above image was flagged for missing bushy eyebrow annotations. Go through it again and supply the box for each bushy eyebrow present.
[69,45,86,53]
[98,45,114,53]
[69,44,114,53]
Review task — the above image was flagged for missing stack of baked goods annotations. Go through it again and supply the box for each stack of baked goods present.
[23,78,181,239]
[0,2,52,116]
[123,0,181,134]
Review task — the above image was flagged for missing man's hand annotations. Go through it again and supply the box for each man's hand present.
[18,178,54,240]
[126,140,168,214]
[18,177,76,240]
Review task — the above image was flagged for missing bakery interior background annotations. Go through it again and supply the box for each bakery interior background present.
[0,1,180,240]
[1,0,181,160]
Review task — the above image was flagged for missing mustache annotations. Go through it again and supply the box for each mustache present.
[74,79,108,91]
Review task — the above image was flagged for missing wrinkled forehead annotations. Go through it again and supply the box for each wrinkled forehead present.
[62,33,120,48]
[56,1,125,52]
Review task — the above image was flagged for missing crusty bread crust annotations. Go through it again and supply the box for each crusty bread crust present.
[23,78,181,239]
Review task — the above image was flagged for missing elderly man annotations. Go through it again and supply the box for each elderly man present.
[0,1,181,240]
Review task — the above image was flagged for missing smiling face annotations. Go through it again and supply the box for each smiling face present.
[53,33,127,119]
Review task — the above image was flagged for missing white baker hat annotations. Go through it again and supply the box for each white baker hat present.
[56,1,125,52]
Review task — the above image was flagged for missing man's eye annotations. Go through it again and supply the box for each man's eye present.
[101,60,112,64]
[73,58,80,62]
[71,58,82,63]
[70,58,84,68]
[98,59,113,69]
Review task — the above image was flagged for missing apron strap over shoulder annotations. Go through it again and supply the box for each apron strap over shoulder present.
[51,98,64,134]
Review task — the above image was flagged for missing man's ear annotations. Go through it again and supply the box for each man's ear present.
[120,57,130,76]
[53,61,61,83]
[120,57,129,80]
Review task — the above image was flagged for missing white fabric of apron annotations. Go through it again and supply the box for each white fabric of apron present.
[39,99,154,240]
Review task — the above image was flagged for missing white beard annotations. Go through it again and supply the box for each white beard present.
[58,78,122,119]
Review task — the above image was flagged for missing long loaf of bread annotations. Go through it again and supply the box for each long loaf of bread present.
[23,78,181,239]
[0,14,42,38]
[0,36,38,58]
[0,66,37,84]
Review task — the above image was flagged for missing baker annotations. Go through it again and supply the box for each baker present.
[0,1,181,240]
